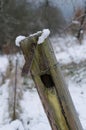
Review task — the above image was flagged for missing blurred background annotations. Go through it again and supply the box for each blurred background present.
[0,0,86,54]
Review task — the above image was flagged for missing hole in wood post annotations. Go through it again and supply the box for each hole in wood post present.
[40,74,55,88]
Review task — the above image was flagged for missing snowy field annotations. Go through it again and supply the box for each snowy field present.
[0,34,86,130]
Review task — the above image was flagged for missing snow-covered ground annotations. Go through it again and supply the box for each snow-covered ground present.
[0,34,86,130]
[51,34,86,65]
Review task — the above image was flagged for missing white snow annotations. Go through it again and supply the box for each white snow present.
[0,56,9,85]
[72,20,80,25]
[29,31,42,37]
[15,35,26,47]
[37,29,50,44]
[0,80,10,126]
[51,34,86,65]
[0,120,24,130]
[30,29,50,44]
[0,56,9,74]
[80,30,84,34]
[68,80,86,130]
[20,89,51,130]
[15,29,50,47]
[1,33,86,130]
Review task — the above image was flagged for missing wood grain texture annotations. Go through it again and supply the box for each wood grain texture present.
[20,35,83,130]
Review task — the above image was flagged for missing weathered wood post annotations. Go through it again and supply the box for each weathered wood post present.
[20,31,83,130]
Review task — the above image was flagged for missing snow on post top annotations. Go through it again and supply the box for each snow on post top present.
[30,29,50,44]
[15,35,26,47]
[15,29,50,46]
[29,31,42,37]
[37,29,50,44]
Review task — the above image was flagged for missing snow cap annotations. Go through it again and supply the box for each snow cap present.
[29,31,42,37]
[15,29,50,46]
[15,35,26,47]
[37,29,50,44]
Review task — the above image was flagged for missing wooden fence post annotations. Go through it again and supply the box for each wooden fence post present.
[20,33,83,130]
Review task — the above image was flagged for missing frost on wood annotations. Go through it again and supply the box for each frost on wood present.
[15,36,26,47]
[37,29,50,44]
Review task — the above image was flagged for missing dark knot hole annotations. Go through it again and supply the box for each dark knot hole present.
[40,74,55,88]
